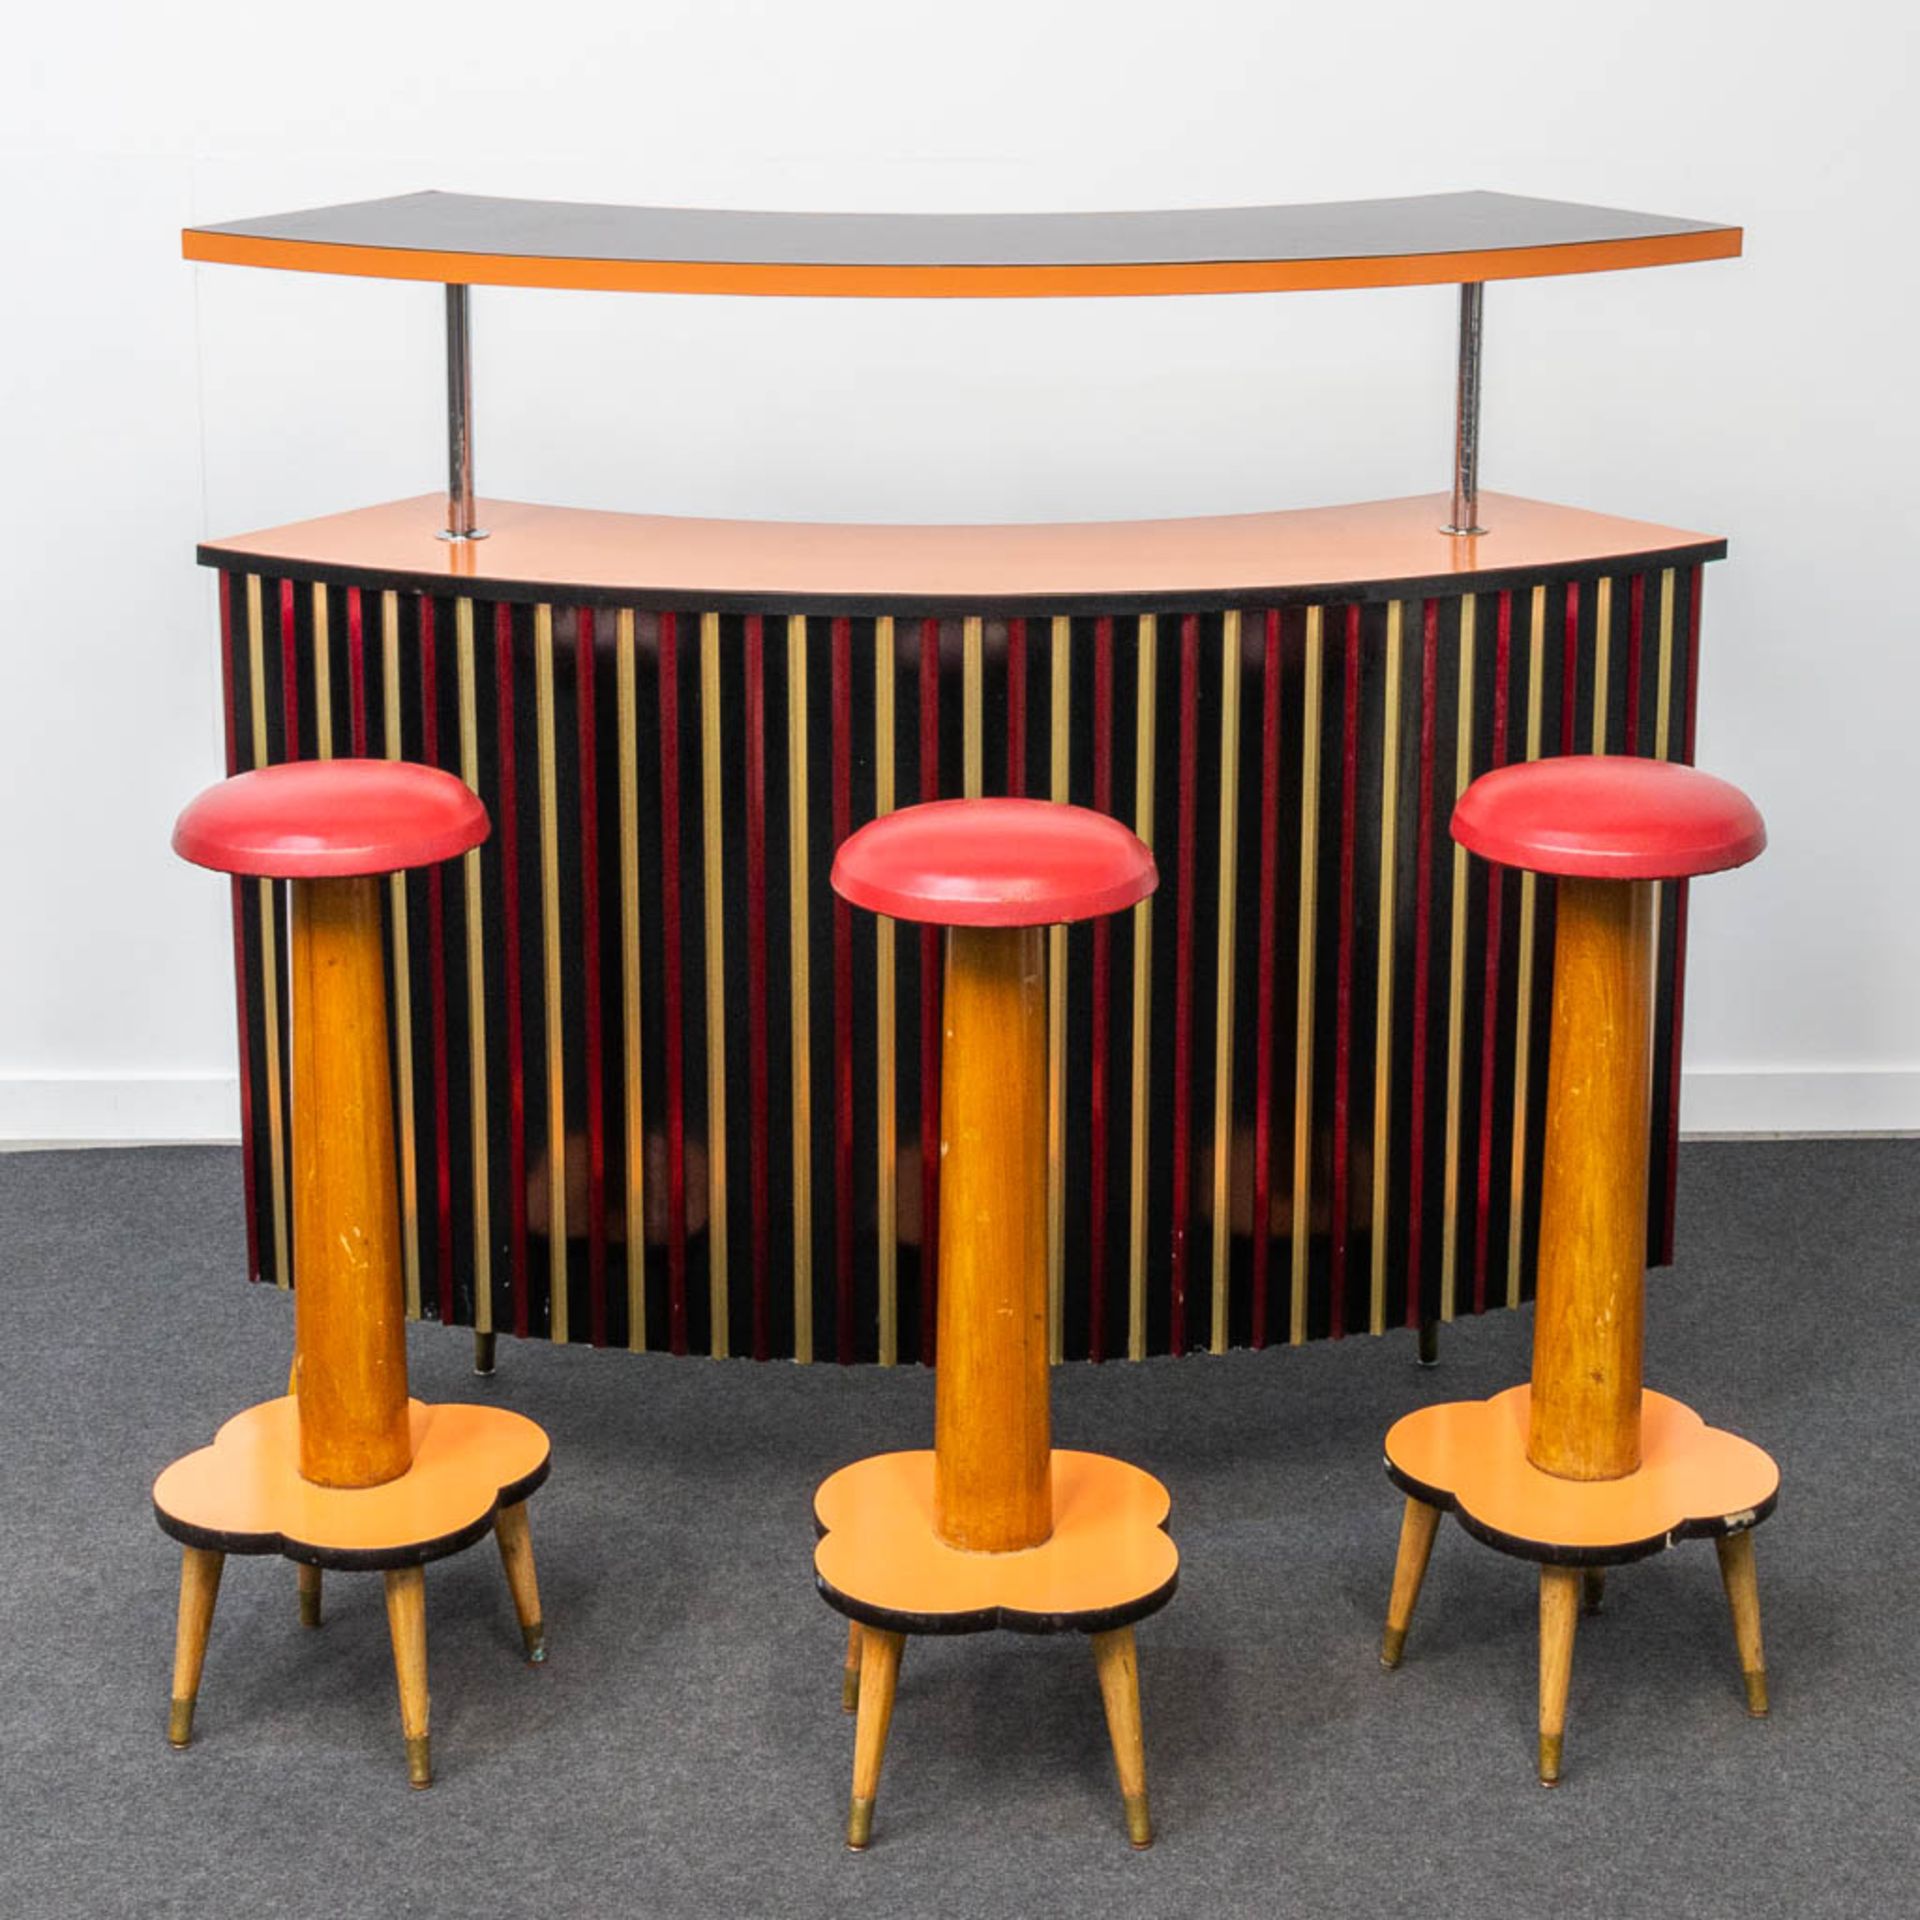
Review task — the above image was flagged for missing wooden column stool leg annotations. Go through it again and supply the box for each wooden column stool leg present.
[494,1501,546,1663]
[1380,758,1780,1783]
[1716,1532,1769,1716]
[813,800,1177,1849]
[385,1567,432,1788]
[1381,1496,1441,1668]
[847,1629,904,1851]
[155,762,553,1786]
[1092,1627,1153,1848]
[1538,1566,1581,1785]
[168,1546,224,1748]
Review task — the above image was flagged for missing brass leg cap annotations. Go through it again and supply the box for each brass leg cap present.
[1743,1669,1770,1717]
[1123,1791,1154,1849]
[406,1733,433,1789]
[1380,1625,1407,1669]
[167,1698,196,1749]
[299,1590,323,1630]
[841,1668,860,1714]
[846,1795,876,1851]
[521,1621,548,1665]
[1538,1732,1563,1787]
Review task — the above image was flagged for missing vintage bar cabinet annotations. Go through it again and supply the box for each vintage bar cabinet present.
[183,190,1738,1365]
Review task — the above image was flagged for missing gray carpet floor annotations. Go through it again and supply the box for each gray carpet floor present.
[2,1142,1914,1918]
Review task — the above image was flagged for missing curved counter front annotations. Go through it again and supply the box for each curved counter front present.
[200,490,1721,1363]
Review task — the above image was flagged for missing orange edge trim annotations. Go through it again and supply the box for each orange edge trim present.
[180,228,1742,297]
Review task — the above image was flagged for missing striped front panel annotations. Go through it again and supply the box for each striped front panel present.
[219,569,1702,1360]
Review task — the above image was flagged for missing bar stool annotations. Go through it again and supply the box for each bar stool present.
[154,760,552,1786]
[1380,754,1776,1784]
[816,798,1177,1851]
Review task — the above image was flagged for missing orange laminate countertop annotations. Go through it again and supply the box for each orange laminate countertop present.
[198,492,1725,614]
[182,190,1739,299]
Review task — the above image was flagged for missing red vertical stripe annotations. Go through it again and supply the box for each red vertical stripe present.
[1249,608,1283,1348]
[918,617,942,1366]
[218,575,262,1285]
[1088,617,1114,1360]
[1005,617,1027,798]
[418,598,455,1325]
[1166,614,1201,1356]
[1328,604,1361,1338]
[1625,573,1646,752]
[577,610,608,1344]
[832,617,857,1362]
[1660,568,1706,1264]
[1561,580,1581,756]
[278,576,300,759]
[346,589,368,757]
[1404,600,1440,1327]
[495,606,531,1337]
[658,613,690,1354]
[1471,592,1513,1313]
[743,617,772,1360]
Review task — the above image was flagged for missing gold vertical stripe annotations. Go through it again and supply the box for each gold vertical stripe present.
[246,575,290,1292]
[1289,607,1324,1346]
[616,611,647,1351]
[787,614,815,1363]
[1439,595,1477,1322]
[962,615,984,798]
[381,591,421,1319]
[1046,616,1071,1363]
[310,582,333,760]
[1654,570,1676,761]
[700,612,731,1357]
[1369,603,1404,1334]
[1209,610,1242,1354]
[533,605,569,1340]
[1127,614,1157,1361]
[454,599,493,1335]
[874,617,898,1366]
[1507,587,1549,1307]
[1589,576,1613,754]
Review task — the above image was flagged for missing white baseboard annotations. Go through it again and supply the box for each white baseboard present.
[0,1067,1915,1147]
[1679,1069,1920,1137]
[0,1074,241,1145]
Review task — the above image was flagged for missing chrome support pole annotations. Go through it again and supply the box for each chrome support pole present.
[439,284,486,542]
[1443,281,1485,537]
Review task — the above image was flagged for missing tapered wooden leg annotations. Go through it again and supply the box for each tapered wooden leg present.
[493,1501,546,1663]
[168,1547,224,1747]
[841,1618,863,1713]
[384,1567,432,1788]
[1092,1627,1153,1848]
[1381,1497,1441,1667]
[297,1562,323,1629]
[1581,1568,1606,1616]
[1716,1532,1769,1716]
[847,1628,904,1850]
[1538,1565,1580,1785]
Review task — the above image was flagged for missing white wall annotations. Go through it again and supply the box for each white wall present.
[2,0,1913,1140]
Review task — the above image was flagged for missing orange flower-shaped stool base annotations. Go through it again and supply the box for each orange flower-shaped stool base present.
[153,1397,551,1786]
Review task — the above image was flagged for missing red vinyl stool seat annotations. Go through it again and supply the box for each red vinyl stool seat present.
[1379,751,1777,1788]
[1451,754,1766,880]
[817,798,1172,1851]
[831,795,1158,926]
[172,758,489,878]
